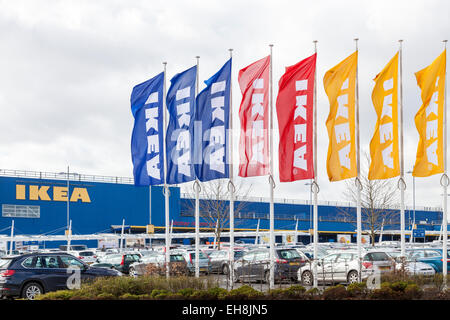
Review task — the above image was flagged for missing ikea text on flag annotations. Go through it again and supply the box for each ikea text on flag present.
[238,56,270,177]
[194,58,231,182]
[369,52,400,180]
[130,72,164,186]
[324,51,358,182]
[166,66,197,184]
[276,54,316,182]
[413,50,446,177]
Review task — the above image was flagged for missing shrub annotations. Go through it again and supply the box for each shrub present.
[224,285,264,300]
[37,290,76,300]
[119,293,140,300]
[267,288,286,299]
[403,284,422,300]
[346,282,367,298]
[150,289,170,299]
[305,287,320,299]
[207,287,228,299]
[95,293,116,300]
[322,285,349,300]
[178,288,196,297]
[390,281,409,292]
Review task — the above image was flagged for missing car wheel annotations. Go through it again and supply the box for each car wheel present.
[347,270,359,284]
[22,282,44,300]
[129,267,137,278]
[301,271,313,286]
[222,264,229,275]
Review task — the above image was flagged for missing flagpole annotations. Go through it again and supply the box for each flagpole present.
[313,40,319,289]
[194,55,201,279]
[269,44,275,290]
[399,40,406,257]
[228,48,236,286]
[354,38,363,280]
[162,61,170,278]
[442,39,448,288]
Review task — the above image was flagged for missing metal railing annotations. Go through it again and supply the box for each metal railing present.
[0,168,134,185]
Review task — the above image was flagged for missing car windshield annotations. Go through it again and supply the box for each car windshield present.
[234,251,244,259]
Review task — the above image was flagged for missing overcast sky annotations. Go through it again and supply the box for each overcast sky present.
[0,0,448,209]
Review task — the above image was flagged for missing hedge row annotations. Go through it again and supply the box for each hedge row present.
[36,275,450,300]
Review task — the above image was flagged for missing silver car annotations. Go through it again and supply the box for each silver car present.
[298,251,394,285]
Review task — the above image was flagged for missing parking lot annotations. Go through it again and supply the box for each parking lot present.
[1,239,448,299]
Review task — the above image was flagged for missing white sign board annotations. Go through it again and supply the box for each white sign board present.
[337,234,351,244]
[98,239,118,249]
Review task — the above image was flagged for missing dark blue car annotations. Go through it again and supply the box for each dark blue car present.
[407,248,450,273]
[0,252,121,300]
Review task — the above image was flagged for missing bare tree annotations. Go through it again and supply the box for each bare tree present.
[182,179,252,250]
[339,153,400,246]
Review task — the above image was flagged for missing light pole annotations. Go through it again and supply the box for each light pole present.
[58,166,79,230]
[305,180,313,244]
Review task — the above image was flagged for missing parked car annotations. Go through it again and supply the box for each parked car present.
[298,251,395,286]
[129,252,188,277]
[90,252,142,274]
[171,249,211,274]
[69,250,98,265]
[59,245,88,252]
[207,249,245,275]
[386,251,436,276]
[234,248,306,283]
[0,252,121,300]
[406,248,450,273]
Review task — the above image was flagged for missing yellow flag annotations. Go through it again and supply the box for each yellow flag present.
[368,52,400,180]
[324,51,357,181]
[413,50,446,177]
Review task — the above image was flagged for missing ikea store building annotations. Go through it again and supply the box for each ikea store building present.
[0,169,444,250]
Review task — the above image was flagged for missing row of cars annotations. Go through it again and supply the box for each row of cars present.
[1,241,449,299]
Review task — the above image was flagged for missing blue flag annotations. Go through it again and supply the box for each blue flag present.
[130,72,164,186]
[166,66,197,184]
[194,59,231,182]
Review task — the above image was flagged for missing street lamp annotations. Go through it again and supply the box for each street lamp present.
[58,166,80,230]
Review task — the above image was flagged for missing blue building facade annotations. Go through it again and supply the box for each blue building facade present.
[0,171,444,248]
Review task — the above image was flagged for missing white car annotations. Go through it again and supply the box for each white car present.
[298,251,395,285]
[385,251,436,276]
[69,250,98,264]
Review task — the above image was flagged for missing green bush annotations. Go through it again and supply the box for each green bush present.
[37,290,76,300]
[178,288,196,297]
[403,284,423,300]
[267,288,286,299]
[95,293,116,300]
[119,293,140,300]
[150,289,170,299]
[346,282,367,298]
[305,287,320,299]
[224,285,264,300]
[322,285,349,300]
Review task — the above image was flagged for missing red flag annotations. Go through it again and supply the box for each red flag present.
[276,53,316,182]
[238,56,270,177]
